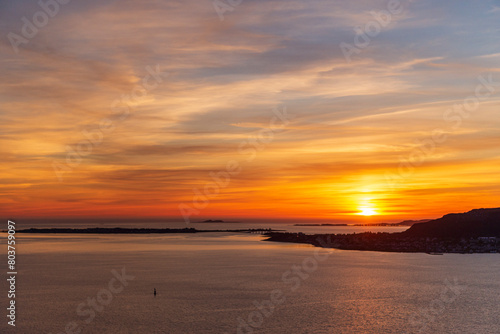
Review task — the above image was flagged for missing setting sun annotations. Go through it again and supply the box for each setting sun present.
[358,207,378,216]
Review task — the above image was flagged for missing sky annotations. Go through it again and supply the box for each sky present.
[1,0,500,223]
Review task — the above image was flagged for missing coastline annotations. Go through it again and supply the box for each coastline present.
[13,227,281,234]
[264,232,500,254]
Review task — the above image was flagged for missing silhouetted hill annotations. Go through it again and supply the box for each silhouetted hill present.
[397,219,432,226]
[402,208,500,238]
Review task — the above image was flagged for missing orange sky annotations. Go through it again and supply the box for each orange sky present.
[1,0,500,223]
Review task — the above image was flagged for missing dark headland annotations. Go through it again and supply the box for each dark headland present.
[265,208,500,254]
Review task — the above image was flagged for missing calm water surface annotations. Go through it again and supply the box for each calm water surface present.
[1,233,499,333]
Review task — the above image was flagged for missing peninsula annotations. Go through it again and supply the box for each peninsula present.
[266,208,500,254]
[15,227,278,234]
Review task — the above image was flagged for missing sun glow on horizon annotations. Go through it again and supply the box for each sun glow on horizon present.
[358,207,378,216]
[354,193,380,216]
[1,1,500,222]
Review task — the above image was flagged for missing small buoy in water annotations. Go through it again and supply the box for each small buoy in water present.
[154,288,157,297]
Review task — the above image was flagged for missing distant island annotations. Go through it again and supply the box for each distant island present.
[293,219,431,227]
[195,220,242,223]
[294,223,348,226]
[267,208,500,254]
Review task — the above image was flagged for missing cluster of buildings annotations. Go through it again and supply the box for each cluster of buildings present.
[265,232,500,254]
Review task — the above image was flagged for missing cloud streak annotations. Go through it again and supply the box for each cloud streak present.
[1,0,500,221]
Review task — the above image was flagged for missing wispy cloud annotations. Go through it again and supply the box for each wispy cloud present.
[1,0,500,220]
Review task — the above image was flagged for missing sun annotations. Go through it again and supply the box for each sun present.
[358,207,378,216]
[353,193,381,216]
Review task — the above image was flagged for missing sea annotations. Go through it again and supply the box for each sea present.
[1,221,499,333]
